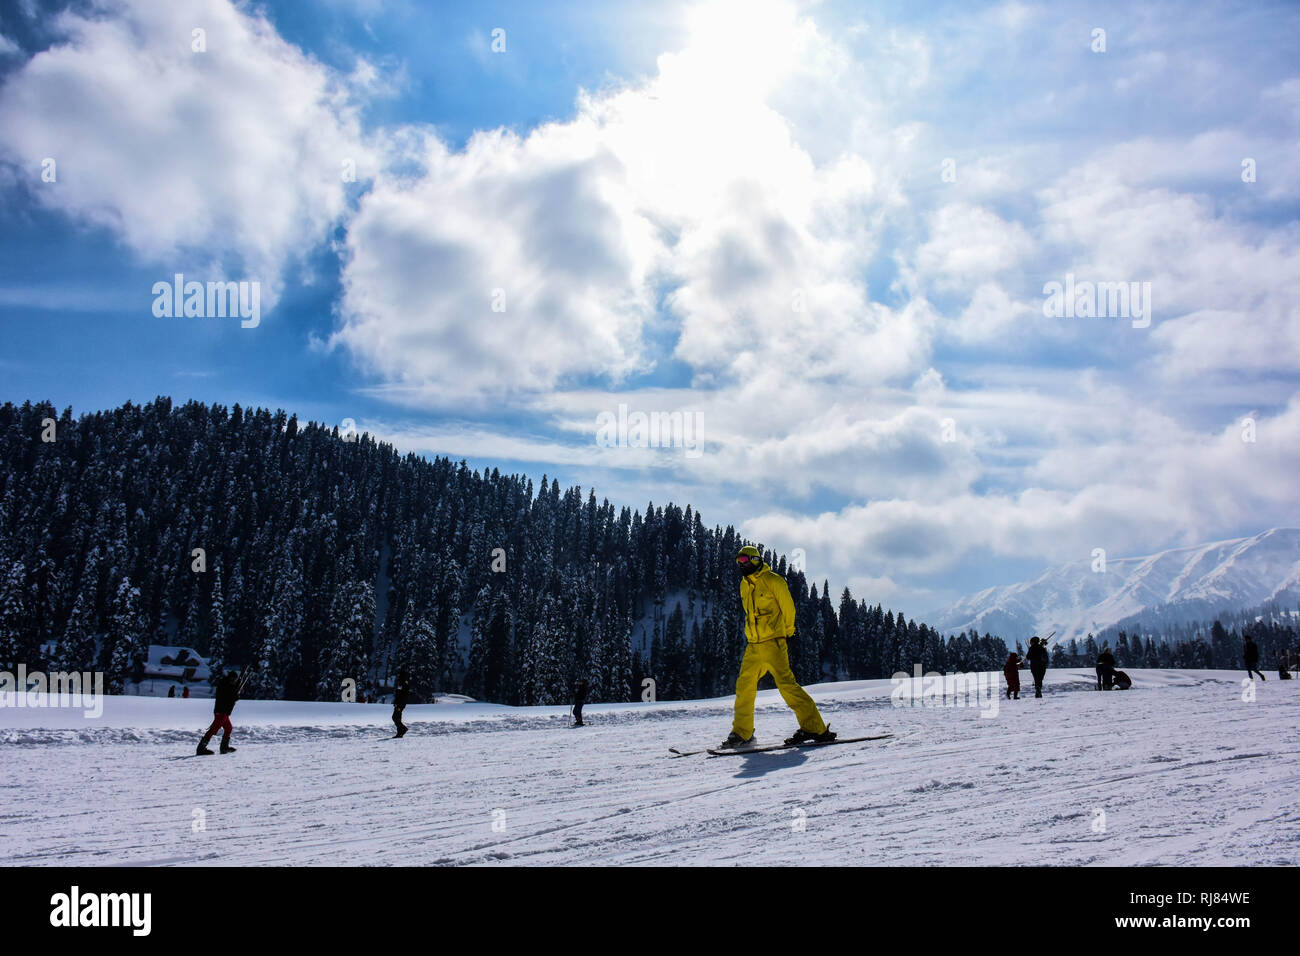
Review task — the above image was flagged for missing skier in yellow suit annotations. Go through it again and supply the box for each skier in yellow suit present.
[719,545,835,749]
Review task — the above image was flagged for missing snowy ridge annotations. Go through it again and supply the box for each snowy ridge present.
[930,529,1300,644]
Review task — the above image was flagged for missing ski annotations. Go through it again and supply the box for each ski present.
[706,733,892,756]
[670,739,765,756]
[668,745,717,757]
[167,751,237,760]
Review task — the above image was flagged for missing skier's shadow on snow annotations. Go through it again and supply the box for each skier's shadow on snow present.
[728,750,810,777]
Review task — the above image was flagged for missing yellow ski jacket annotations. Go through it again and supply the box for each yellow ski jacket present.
[739,563,797,643]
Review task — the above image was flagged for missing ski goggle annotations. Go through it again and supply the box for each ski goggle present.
[736,554,760,564]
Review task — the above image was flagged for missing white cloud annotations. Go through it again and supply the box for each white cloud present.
[334,124,660,397]
[915,203,1034,290]
[743,395,1300,585]
[0,0,374,306]
[332,0,936,401]
[945,282,1036,343]
[1036,159,1300,376]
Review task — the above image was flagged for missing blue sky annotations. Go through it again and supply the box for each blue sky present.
[1,0,1298,618]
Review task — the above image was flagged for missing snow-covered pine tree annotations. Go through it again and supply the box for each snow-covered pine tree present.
[207,564,227,677]
[487,587,517,703]
[105,577,144,693]
[835,588,858,680]
[659,601,691,699]
[254,551,306,699]
[647,618,663,702]
[530,593,569,705]
[176,573,204,653]
[403,604,438,703]
[316,580,375,702]
[922,625,947,675]
[56,589,98,672]
[436,558,465,691]
[818,580,838,678]
[465,582,509,702]
[0,559,30,671]
[1113,631,1130,665]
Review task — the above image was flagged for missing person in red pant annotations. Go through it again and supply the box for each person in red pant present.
[197,670,241,755]
[1003,651,1023,700]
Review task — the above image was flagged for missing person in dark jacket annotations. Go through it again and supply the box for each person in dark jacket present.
[1026,636,1049,698]
[1244,636,1265,681]
[197,670,241,755]
[392,670,411,737]
[1096,646,1116,690]
[573,679,589,727]
[1003,652,1022,700]
[1279,654,1292,680]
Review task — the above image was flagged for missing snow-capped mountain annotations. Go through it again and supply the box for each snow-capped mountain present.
[930,529,1300,645]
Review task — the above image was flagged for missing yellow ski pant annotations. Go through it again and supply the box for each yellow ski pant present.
[731,638,827,739]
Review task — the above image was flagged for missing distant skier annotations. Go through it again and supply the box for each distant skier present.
[1003,652,1022,700]
[1096,646,1116,690]
[196,670,241,755]
[167,685,176,698]
[572,679,589,727]
[392,669,410,737]
[182,686,190,699]
[1244,636,1265,681]
[719,546,833,749]
[1026,636,1049,698]
[1280,653,1292,680]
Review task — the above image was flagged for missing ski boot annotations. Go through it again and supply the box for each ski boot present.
[785,727,837,746]
[395,724,408,738]
[196,742,214,756]
[220,739,236,754]
[717,731,753,750]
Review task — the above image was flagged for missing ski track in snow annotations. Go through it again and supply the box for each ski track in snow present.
[2,670,1297,866]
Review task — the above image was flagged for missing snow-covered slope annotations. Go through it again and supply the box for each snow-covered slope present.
[2,673,1297,865]
[930,529,1300,644]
